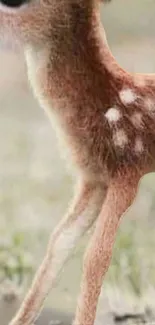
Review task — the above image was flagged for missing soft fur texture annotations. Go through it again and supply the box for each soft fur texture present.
[0,1,154,325]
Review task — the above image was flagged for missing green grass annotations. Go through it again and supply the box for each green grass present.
[0,230,34,286]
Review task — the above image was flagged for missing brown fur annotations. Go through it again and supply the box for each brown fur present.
[0,1,154,325]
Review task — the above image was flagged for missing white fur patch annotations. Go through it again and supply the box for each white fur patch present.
[52,215,86,275]
[130,112,143,128]
[51,200,100,277]
[134,137,144,154]
[113,129,128,148]
[105,107,121,123]
[145,98,155,112]
[119,89,137,105]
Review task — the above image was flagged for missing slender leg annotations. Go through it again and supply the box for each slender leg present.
[10,178,107,325]
[73,170,141,325]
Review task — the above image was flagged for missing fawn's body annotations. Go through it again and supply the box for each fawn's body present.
[0,0,155,325]
[26,10,155,180]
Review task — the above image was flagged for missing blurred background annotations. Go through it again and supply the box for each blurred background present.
[1,0,155,324]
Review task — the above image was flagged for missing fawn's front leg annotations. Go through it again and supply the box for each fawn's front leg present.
[73,170,141,325]
[10,178,107,325]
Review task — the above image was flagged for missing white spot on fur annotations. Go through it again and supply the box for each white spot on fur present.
[145,98,155,112]
[113,129,128,148]
[105,107,121,123]
[119,89,137,105]
[130,112,143,128]
[134,137,144,154]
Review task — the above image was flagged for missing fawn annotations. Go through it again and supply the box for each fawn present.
[0,0,155,324]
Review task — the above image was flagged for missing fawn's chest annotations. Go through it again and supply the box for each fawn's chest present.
[25,47,108,174]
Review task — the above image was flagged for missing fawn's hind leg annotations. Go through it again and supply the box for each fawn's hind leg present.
[10,178,107,325]
[74,170,141,325]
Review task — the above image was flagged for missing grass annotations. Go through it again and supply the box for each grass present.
[0,230,35,286]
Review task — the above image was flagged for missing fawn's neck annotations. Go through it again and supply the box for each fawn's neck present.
[25,2,125,117]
